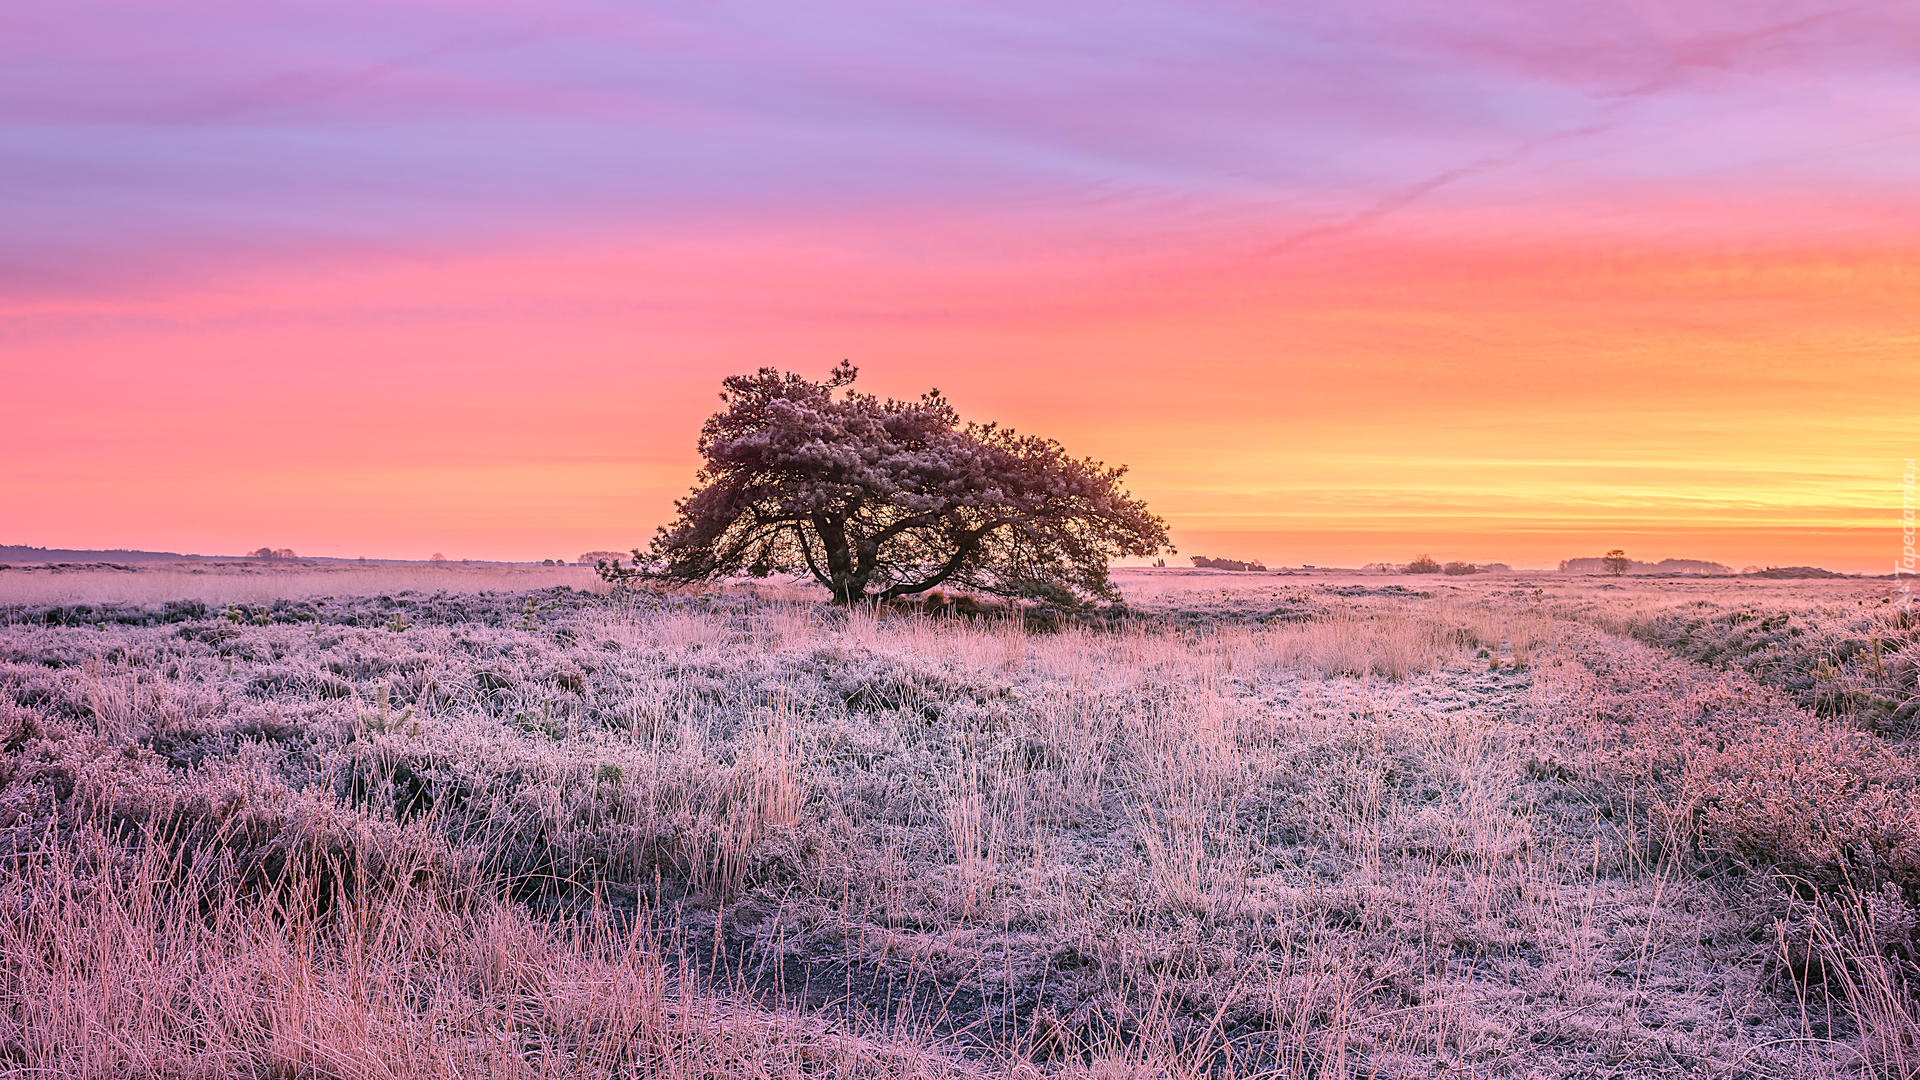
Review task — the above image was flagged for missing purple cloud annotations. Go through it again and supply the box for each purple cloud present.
[4,0,1917,302]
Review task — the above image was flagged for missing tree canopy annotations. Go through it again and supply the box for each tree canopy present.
[608,363,1171,604]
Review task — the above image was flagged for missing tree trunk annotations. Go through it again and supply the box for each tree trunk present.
[813,514,865,604]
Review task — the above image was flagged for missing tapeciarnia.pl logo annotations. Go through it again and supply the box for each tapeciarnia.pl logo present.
[1900,458,1915,607]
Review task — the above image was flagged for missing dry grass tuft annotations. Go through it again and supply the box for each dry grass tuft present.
[0,821,977,1080]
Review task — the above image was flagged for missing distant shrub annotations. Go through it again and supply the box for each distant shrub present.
[1190,555,1267,572]
[1441,561,1478,576]
[1403,555,1442,574]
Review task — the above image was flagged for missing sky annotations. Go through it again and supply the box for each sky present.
[3,1,1916,571]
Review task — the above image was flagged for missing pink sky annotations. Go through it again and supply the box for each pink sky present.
[4,1,1917,570]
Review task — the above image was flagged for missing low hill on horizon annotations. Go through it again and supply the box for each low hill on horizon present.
[0,544,216,564]
[0,545,534,567]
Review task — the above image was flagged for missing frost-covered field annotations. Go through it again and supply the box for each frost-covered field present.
[1,567,1915,1078]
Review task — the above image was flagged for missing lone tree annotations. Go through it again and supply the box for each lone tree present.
[1603,548,1631,576]
[606,363,1171,604]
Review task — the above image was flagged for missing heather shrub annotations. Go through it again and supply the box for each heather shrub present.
[1676,725,1920,899]
[1611,598,1920,732]
[1535,619,1920,1054]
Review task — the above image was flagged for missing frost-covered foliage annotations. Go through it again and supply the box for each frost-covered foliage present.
[0,571,1910,1078]
[1624,602,1920,732]
[1527,621,1920,1069]
[1532,624,1920,899]
[1515,574,1920,732]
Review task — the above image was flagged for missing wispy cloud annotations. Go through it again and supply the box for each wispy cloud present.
[2,0,1915,566]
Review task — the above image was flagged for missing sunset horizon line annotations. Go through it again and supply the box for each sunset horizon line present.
[0,536,1891,577]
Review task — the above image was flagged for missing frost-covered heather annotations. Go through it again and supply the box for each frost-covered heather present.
[1481,573,1919,730]
[0,569,1913,1077]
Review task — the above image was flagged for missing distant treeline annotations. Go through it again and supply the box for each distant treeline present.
[1559,557,1732,575]
[1398,556,1508,575]
[0,545,205,563]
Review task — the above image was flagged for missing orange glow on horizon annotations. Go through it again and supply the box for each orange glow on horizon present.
[6,214,1910,573]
